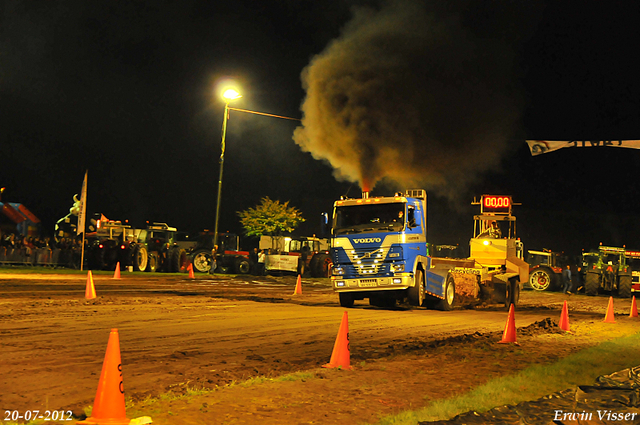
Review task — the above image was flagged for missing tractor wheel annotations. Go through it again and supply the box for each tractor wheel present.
[529,269,554,291]
[437,275,456,311]
[191,249,213,273]
[146,252,159,273]
[168,247,188,273]
[619,275,632,298]
[339,293,355,308]
[585,272,600,296]
[234,256,251,274]
[408,269,425,306]
[131,245,148,272]
[311,253,333,278]
[507,279,520,308]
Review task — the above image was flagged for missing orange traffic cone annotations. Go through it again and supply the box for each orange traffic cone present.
[322,311,352,370]
[604,296,616,323]
[188,263,195,278]
[293,274,302,295]
[85,271,96,300]
[559,300,570,332]
[630,296,638,318]
[77,329,130,425]
[498,304,518,344]
[113,262,121,279]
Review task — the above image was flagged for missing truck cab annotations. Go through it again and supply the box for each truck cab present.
[331,189,432,308]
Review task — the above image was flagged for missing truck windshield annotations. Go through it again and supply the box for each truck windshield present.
[333,203,405,235]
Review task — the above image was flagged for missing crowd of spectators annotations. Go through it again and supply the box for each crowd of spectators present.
[0,229,83,267]
[1,230,55,250]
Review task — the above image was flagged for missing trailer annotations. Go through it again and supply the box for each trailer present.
[259,235,332,277]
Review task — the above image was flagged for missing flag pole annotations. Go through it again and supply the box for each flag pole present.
[81,229,86,271]
[78,171,88,271]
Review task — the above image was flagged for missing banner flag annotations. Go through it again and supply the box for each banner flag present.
[526,140,640,156]
[77,171,88,236]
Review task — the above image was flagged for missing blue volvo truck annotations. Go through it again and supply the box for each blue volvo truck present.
[330,190,528,309]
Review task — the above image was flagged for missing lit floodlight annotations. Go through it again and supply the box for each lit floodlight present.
[222,88,242,102]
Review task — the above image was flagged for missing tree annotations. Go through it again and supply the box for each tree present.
[237,197,305,239]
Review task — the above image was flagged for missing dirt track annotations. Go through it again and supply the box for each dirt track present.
[1,272,638,424]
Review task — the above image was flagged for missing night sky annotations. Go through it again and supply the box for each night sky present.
[2,1,640,260]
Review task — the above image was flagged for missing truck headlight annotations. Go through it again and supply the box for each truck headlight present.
[392,263,405,272]
[333,266,344,275]
[336,280,346,287]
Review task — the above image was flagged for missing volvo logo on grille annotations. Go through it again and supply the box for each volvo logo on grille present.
[353,238,382,243]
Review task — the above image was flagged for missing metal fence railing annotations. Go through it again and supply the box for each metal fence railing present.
[0,247,81,268]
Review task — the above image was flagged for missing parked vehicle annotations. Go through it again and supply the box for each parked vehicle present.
[582,245,632,297]
[259,235,332,277]
[527,249,567,291]
[189,231,251,274]
[85,219,188,273]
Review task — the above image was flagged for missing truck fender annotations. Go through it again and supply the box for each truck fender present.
[425,266,449,299]
[411,255,431,279]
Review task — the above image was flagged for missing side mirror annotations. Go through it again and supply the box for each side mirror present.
[320,212,329,236]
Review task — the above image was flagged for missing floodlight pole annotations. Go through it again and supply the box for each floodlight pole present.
[213,101,230,251]
[212,98,299,252]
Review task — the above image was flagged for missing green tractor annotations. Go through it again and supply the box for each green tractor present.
[583,245,632,298]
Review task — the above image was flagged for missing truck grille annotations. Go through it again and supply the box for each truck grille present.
[349,247,388,276]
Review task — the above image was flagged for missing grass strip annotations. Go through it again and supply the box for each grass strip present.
[124,371,317,418]
[376,331,640,424]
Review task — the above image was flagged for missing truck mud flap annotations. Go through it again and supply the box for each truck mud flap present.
[425,270,446,297]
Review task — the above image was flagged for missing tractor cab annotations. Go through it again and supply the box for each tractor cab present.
[469,195,523,266]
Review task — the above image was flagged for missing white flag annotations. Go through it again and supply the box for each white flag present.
[527,140,640,156]
[77,171,88,236]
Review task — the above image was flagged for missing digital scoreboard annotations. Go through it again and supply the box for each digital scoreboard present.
[481,195,512,214]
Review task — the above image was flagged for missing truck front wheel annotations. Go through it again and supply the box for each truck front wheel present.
[339,293,354,308]
[437,276,455,311]
[585,272,600,296]
[408,269,425,306]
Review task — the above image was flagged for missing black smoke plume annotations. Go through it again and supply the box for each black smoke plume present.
[294,0,539,198]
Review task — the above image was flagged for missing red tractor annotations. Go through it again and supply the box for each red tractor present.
[526,249,566,291]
